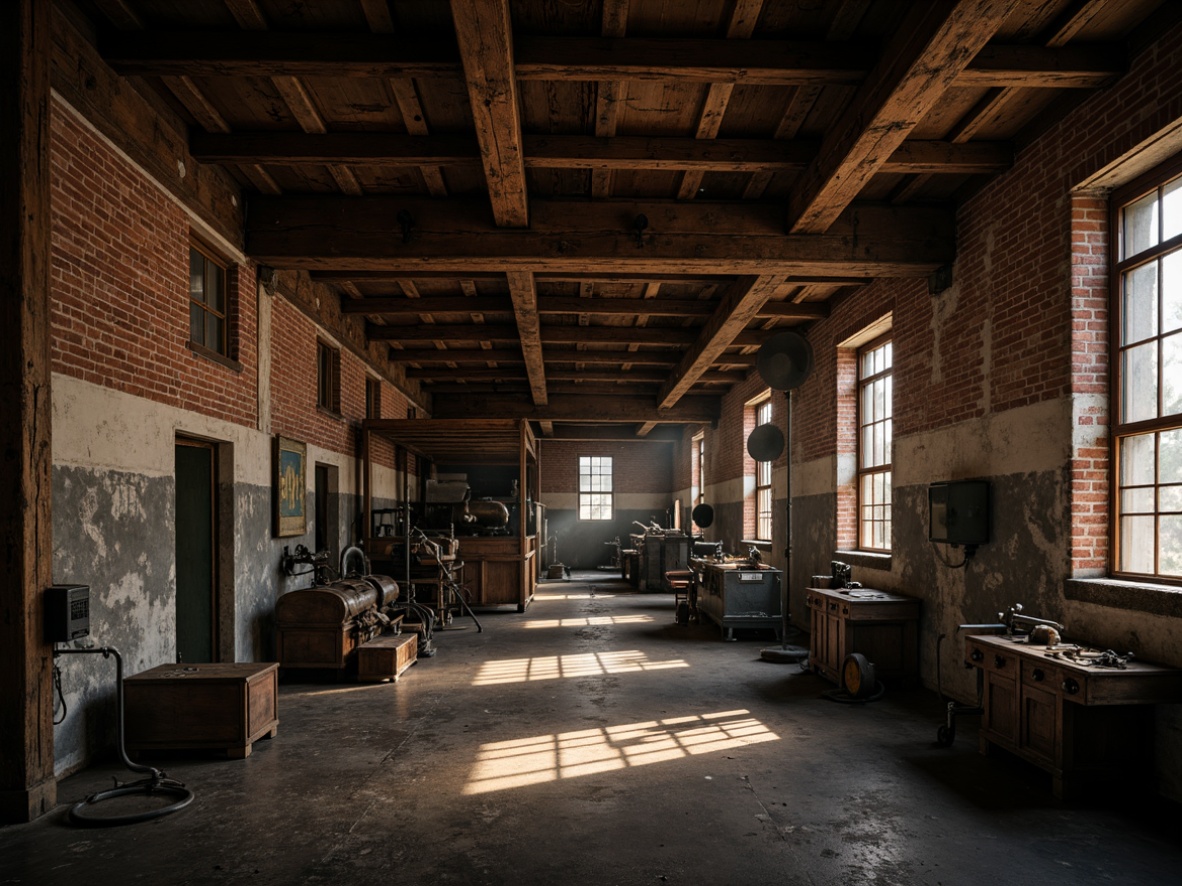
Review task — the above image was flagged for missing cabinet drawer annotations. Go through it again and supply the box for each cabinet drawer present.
[968,641,1016,675]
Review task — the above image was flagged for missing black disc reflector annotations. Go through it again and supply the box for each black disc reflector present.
[756,331,815,391]
[691,503,715,528]
[747,423,785,462]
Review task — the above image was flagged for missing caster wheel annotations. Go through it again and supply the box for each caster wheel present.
[936,724,955,747]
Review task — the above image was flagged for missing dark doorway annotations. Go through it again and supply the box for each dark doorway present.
[314,463,339,568]
[176,439,217,663]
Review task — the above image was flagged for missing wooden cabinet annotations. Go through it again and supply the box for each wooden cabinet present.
[805,587,919,686]
[460,535,537,611]
[965,635,1182,798]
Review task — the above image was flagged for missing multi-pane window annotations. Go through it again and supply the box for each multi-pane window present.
[189,243,228,356]
[579,456,613,520]
[317,341,340,413]
[858,336,893,551]
[1113,164,1182,580]
[366,378,382,419]
[692,433,705,528]
[755,398,773,541]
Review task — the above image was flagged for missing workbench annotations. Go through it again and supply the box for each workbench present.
[964,634,1182,798]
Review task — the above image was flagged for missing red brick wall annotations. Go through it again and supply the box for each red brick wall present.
[1069,197,1110,573]
[50,97,257,428]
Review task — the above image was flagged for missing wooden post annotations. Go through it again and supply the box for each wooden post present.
[0,0,56,823]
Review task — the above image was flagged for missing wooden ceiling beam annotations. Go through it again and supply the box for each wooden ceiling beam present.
[430,393,721,425]
[409,367,747,384]
[659,275,781,409]
[592,0,630,198]
[506,270,547,406]
[786,0,1020,234]
[343,296,513,316]
[450,0,529,227]
[191,132,1011,175]
[247,197,956,275]
[99,33,1122,90]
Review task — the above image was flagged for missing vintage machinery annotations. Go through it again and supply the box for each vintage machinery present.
[275,574,401,670]
[696,561,781,641]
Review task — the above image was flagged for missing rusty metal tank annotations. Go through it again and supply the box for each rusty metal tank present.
[275,577,394,669]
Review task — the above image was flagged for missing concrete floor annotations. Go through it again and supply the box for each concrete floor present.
[3,573,1181,886]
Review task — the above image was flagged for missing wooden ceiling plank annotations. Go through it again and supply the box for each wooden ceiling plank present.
[592,0,630,199]
[505,270,548,405]
[658,274,780,409]
[786,0,1020,234]
[450,0,529,227]
[678,0,764,200]
[362,1,449,197]
[342,295,512,315]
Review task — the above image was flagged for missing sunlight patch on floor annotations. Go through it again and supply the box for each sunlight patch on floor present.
[524,614,654,628]
[463,710,779,795]
[472,650,687,686]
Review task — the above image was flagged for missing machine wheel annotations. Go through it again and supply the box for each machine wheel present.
[936,724,955,747]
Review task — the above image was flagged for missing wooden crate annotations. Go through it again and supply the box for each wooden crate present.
[124,662,279,759]
[356,633,418,683]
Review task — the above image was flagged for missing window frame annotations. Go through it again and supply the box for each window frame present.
[317,340,341,415]
[754,396,774,542]
[188,240,230,359]
[366,377,382,419]
[1109,155,1182,583]
[857,333,893,552]
[578,455,613,521]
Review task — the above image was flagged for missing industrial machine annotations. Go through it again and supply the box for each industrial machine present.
[696,561,782,641]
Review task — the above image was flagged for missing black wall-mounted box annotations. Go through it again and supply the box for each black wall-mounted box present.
[929,481,990,546]
[45,584,91,644]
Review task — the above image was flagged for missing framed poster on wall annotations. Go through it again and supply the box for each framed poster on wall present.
[273,435,307,537]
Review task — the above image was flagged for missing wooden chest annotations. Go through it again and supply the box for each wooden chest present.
[124,662,279,759]
[356,633,418,683]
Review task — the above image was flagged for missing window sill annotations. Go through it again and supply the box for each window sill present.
[317,405,343,421]
[741,539,772,548]
[1065,578,1182,619]
[833,550,892,572]
[187,340,241,372]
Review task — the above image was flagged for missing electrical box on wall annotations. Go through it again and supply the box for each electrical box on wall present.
[929,481,990,546]
[45,584,91,644]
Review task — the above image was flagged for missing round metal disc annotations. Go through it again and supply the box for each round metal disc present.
[691,503,714,528]
[747,423,785,462]
[756,331,815,391]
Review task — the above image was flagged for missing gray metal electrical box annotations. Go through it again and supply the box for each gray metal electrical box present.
[45,584,90,643]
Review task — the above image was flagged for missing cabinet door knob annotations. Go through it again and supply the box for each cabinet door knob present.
[1032,668,1045,682]
[970,649,984,662]
[1061,678,1080,695]
[994,655,1006,668]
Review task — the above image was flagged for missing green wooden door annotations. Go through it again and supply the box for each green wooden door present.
[175,440,216,663]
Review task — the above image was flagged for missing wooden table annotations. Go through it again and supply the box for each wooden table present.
[124,662,279,759]
[805,586,919,686]
[965,634,1182,798]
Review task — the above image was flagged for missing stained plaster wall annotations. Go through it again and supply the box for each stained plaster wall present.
[49,375,374,773]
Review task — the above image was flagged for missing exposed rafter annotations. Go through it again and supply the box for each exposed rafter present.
[247,197,956,276]
[450,0,528,227]
[787,0,1021,234]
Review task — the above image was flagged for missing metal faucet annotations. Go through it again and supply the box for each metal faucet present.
[999,603,1065,637]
